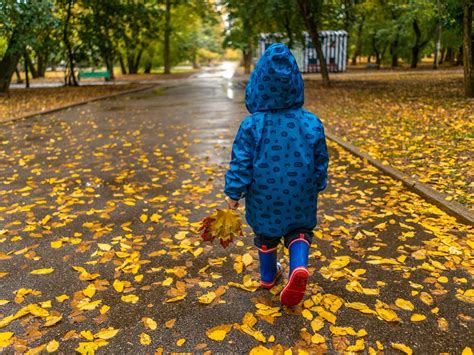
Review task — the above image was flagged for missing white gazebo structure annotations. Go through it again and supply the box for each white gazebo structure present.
[257,31,348,73]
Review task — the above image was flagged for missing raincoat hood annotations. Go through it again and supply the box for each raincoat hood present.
[245,43,304,114]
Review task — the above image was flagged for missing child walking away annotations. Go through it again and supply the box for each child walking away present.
[224,43,329,307]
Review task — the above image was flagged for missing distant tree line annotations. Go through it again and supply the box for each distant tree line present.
[0,0,222,93]
[222,0,474,97]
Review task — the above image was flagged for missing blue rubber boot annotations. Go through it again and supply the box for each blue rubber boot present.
[258,246,282,289]
[280,234,310,306]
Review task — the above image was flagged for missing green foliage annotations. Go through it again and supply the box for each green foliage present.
[0,0,56,56]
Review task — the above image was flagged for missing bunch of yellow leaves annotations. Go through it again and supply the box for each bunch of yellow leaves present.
[199,209,243,248]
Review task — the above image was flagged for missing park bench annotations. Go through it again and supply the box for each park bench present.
[78,71,111,81]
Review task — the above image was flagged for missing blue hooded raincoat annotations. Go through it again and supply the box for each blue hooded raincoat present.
[224,43,329,238]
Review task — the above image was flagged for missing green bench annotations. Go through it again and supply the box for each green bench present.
[78,71,111,81]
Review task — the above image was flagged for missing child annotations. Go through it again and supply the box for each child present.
[224,43,329,307]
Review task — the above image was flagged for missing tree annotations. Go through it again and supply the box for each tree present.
[0,1,55,93]
[62,0,78,85]
[164,0,172,74]
[297,0,330,86]
[79,0,123,80]
[261,0,304,50]
[222,0,265,74]
[464,0,473,97]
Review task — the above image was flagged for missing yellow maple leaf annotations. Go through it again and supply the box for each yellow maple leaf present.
[391,343,413,355]
[311,318,324,333]
[31,268,54,275]
[206,324,232,341]
[176,338,186,346]
[311,333,325,344]
[142,317,157,330]
[345,301,376,314]
[165,294,186,303]
[121,294,139,304]
[165,318,176,329]
[44,315,62,327]
[198,291,217,304]
[83,284,96,298]
[46,339,59,353]
[419,292,433,305]
[162,277,173,286]
[375,300,400,322]
[140,214,148,223]
[410,313,426,322]
[302,309,313,321]
[347,339,365,351]
[55,295,69,303]
[94,327,119,340]
[139,332,151,345]
[249,345,273,354]
[100,305,110,315]
[242,253,253,267]
[0,331,14,348]
[150,214,161,223]
[328,256,351,270]
[113,279,125,292]
[50,240,63,249]
[395,298,414,311]
[80,330,94,341]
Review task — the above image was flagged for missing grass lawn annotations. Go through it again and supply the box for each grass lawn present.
[305,68,473,209]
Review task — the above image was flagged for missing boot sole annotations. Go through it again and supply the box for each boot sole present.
[280,267,309,306]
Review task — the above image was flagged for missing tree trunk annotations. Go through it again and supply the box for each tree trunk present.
[127,55,136,74]
[440,47,446,64]
[433,0,442,69]
[191,52,200,69]
[37,53,46,77]
[372,35,381,68]
[119,55,127,75]
[411,19,429,68]
[464,0,473,97]
[0,29,23,94]
[351,17,364,66]
[24,54,30,88]
[284,14,294,49]
[163,0,172,74]
[446,47,455,64]
[391,28,400,68]
[104,56,115,81]
[134,48,143,74]
[64,0,78,86]
[243,36,253,75]
[144,62,152,74]
[456,45,464,66]
[411,46,420,68]
[25,52,38,79]
[15,67,23,84]
[297,0,330,86]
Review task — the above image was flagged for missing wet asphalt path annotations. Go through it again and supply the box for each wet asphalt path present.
[0,63,473,354]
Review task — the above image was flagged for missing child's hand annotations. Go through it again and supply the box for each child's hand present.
[225,196,239,210]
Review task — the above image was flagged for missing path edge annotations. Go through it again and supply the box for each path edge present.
[2,84,156,125]
[326,132,474,225]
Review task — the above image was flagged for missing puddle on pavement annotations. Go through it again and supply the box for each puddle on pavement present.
[226,82,234,99]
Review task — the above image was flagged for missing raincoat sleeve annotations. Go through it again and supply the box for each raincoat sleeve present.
[315,127,329,192]
[224,118,255,201]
